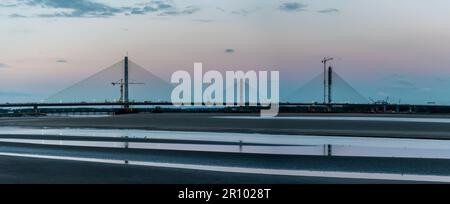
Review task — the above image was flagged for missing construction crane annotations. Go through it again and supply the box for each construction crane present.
[111,79,144,103]
[321,57,334,104]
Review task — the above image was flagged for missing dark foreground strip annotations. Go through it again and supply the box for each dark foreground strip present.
[0,185,448,203]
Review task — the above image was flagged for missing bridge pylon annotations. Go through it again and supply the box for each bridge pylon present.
[111,56,144,110]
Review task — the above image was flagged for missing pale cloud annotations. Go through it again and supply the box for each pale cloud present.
[279,2,307,12]
[318,8,339,14]
[0,63,9,68]
[56,59,67,63]
[225,48,235,54]
[2,0,200,18]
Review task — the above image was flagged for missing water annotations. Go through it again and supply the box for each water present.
[2,126,450,182]
[0,126,450,159]
[45,113,112,118]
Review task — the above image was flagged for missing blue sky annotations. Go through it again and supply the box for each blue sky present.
[1,0,450,104]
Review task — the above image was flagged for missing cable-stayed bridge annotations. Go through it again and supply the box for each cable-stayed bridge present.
[43,56,368,104]
[46,56,173,103]
[1,56,439,114]
[285,68,369,104]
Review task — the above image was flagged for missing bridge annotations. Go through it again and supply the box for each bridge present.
[1,100,448,115]
[1,56,449,114]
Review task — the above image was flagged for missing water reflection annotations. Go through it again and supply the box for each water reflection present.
[46,113,113,118]
[0,127,450,159]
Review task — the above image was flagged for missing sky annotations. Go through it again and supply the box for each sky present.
[1,0,450,104]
